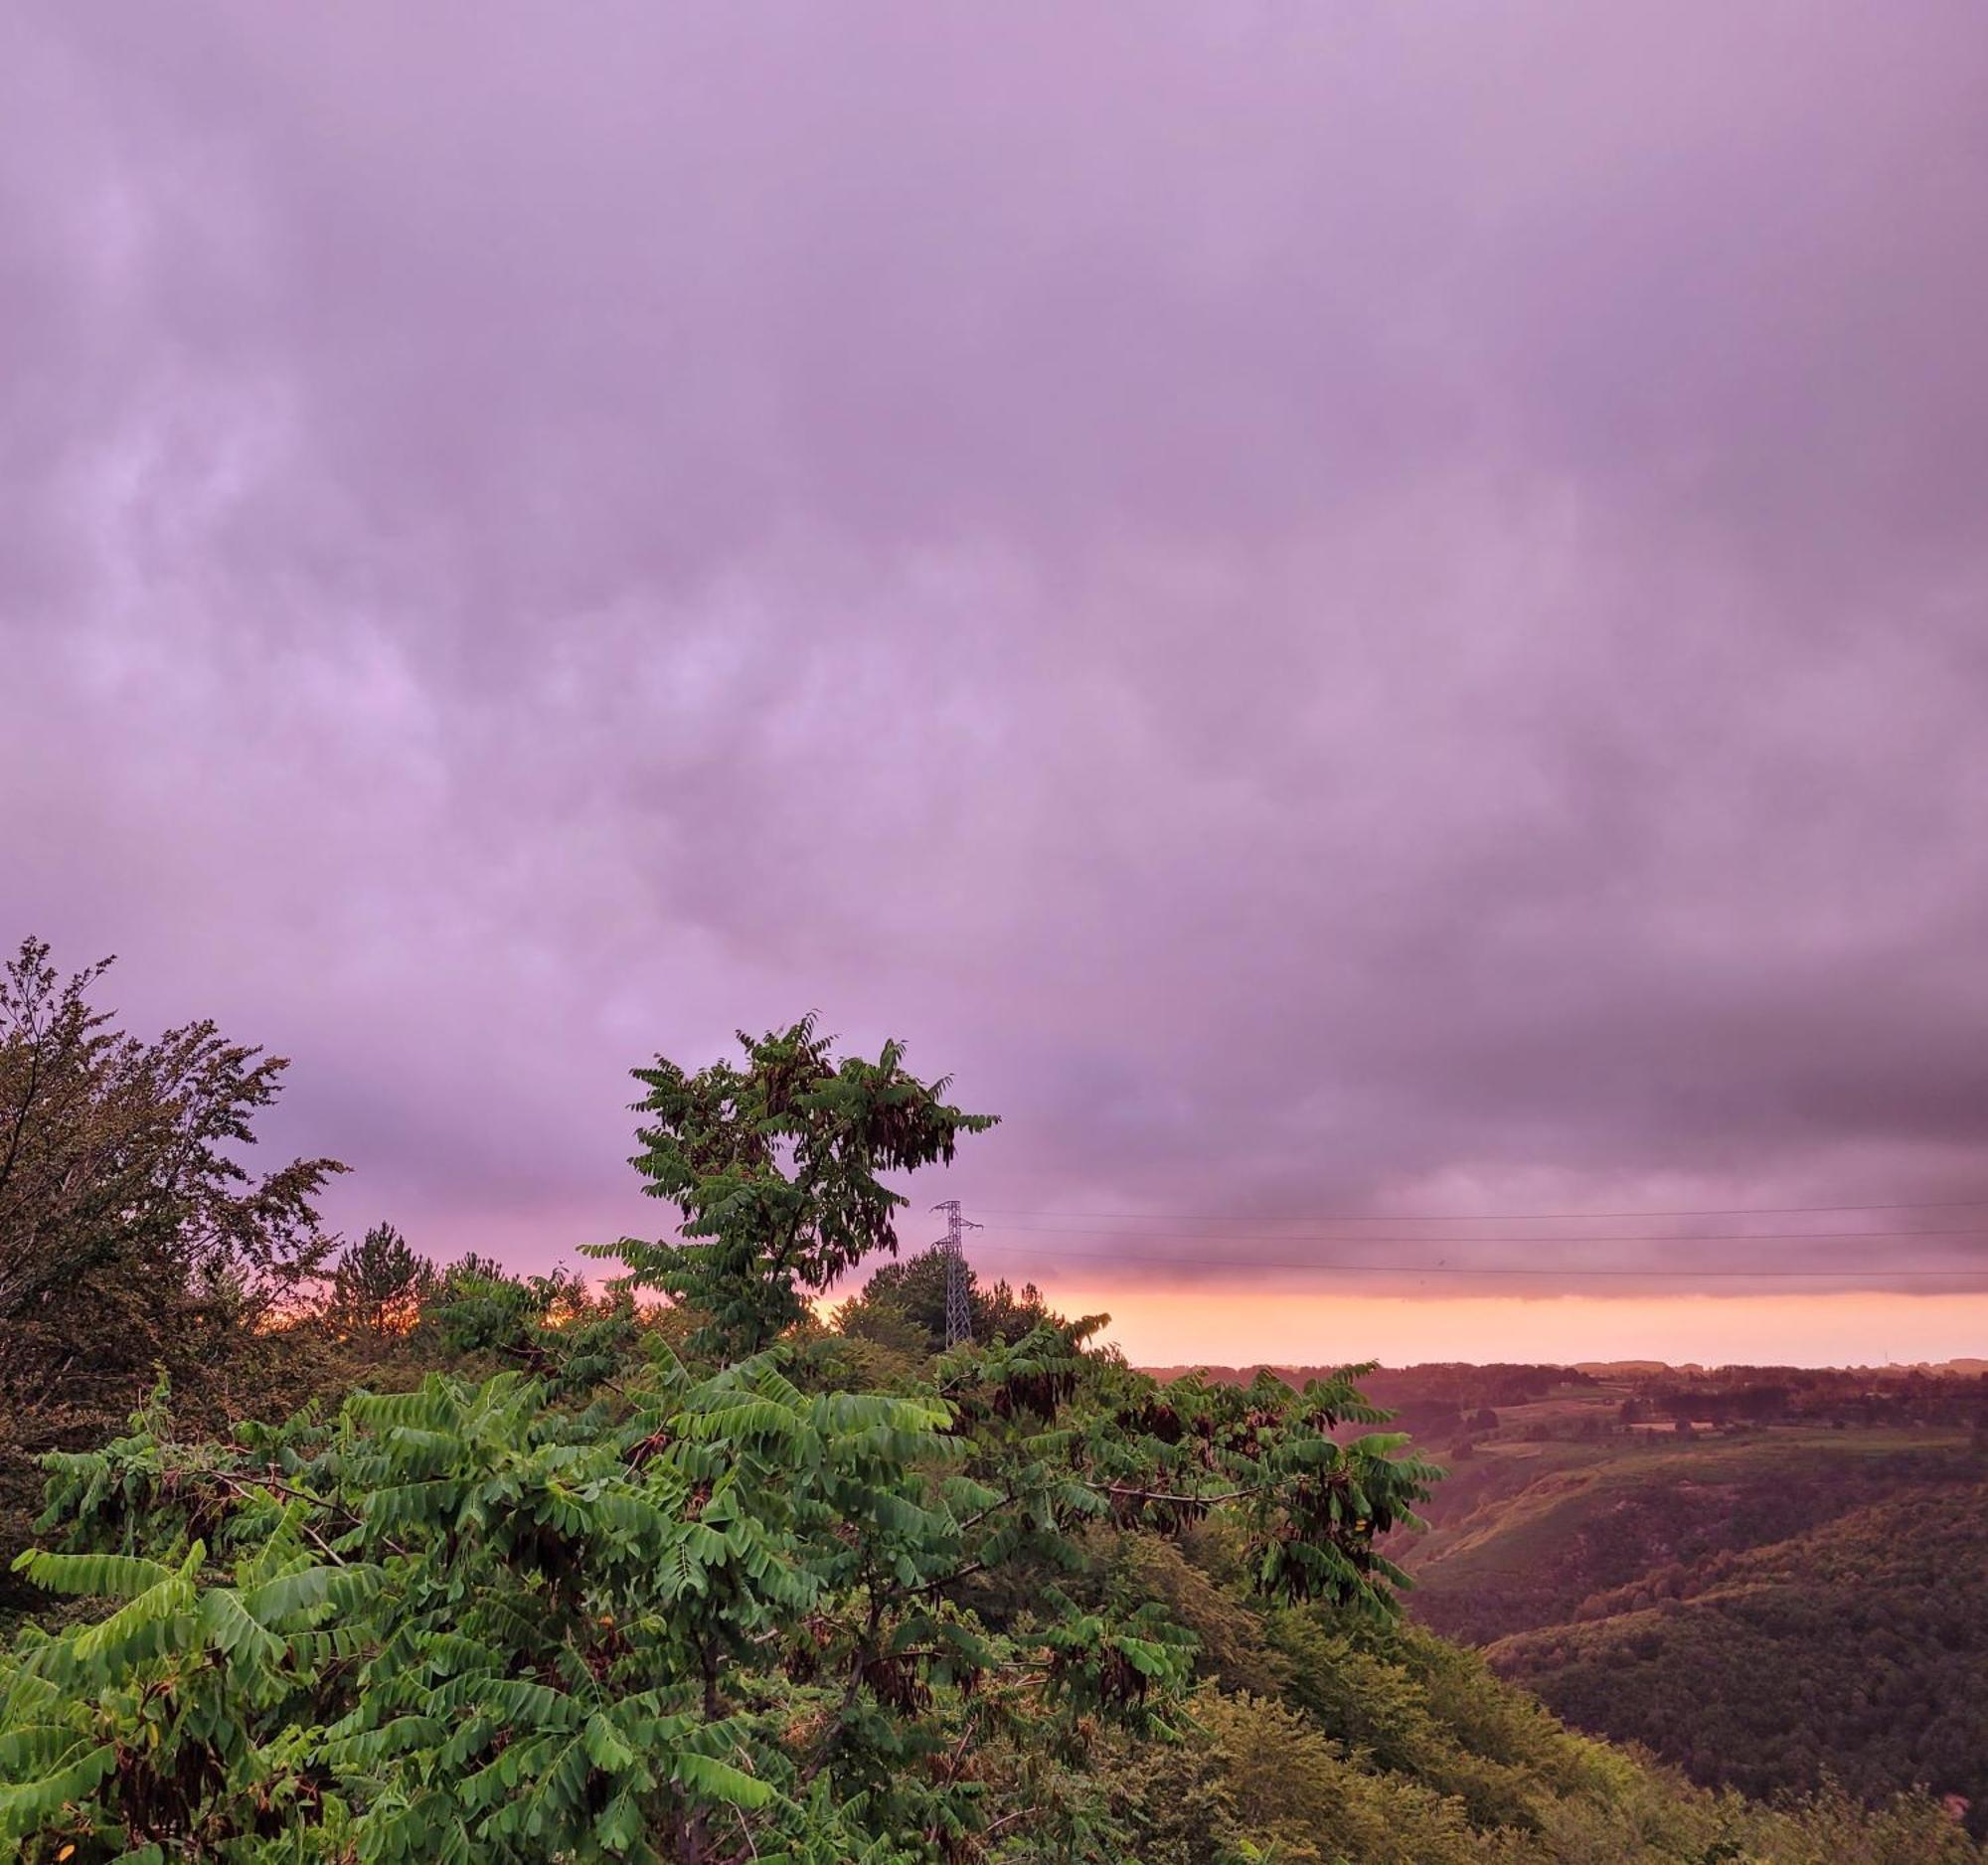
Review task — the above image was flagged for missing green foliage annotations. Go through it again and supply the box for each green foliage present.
[602,1018,998,1356]
[0,1020,1442,1862]
[0,937,345,1406]
[1489,1483,1988,1835]
[423,1257,645,1394]
[0,1319,1438,1861]
[329,1227,437,1336]
[1086,1605,1985,1865]
[4,1012,1981,1863]
[837,1248,1056,1360]
[1,936,346,1621]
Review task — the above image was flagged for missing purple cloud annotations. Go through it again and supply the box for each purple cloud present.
[6,2,1988,1307]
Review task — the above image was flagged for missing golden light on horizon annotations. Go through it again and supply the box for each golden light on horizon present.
[1017,1282,1988,1370]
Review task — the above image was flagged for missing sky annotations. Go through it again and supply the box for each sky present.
[6,3,1988,1368]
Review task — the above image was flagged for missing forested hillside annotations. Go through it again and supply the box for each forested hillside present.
[1369,1369,1988,1836]
[1408,1430,1978,1645]
[1490,1483,1988,1825]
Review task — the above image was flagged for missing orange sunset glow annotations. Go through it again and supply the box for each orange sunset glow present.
[1029,1284,1988,1371]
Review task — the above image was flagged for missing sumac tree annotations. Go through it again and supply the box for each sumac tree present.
[609,1018,998,1357]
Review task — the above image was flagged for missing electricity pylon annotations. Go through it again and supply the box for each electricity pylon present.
[932,1199,980,1347]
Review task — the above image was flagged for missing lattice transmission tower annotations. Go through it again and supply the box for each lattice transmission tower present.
[931,1199,980,1347]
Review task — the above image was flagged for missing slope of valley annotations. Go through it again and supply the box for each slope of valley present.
[1485,1482,1988,1820]
[1155,1361,1988,1833]
[1388,1373,1988,1834]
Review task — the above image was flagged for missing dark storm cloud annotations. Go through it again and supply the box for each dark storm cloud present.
[6,1,1988,1295]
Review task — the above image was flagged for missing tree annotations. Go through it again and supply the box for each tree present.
[837,1246,1057,1358]
[609,1016,999,1356]
[0,937,345,1410]
[0,937,347,1618]
[426,1256,648,1394]
[0,1021,1440,1862]
[328,1223,437,1335]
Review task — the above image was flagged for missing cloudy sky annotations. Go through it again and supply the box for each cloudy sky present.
[8,3,1988,1364]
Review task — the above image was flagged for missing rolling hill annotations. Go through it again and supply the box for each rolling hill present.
[1389,1397,1988,1834]
[1486,1482,1988,1824]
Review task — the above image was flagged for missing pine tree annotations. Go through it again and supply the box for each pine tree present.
[329,1222,437,1334]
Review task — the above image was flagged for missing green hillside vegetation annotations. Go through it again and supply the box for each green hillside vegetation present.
[1365,1367,1988,1837]
[6,942,1985,1860]
[11,1370,1984,1864]
[1487,1482,1988,1832]
[1408,1428,1976,1644]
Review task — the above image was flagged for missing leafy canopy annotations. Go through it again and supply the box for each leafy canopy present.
[0,1019,1439,1864]
[329,1225,437,1337]
[605,1017,999,1356]
[837,1248,1054,1360]
[1,936,345,1410]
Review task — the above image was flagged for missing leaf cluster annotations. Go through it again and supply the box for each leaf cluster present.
[1,937,345,1413]
[603,1019,998,1357]
[1,1319,1432,1858]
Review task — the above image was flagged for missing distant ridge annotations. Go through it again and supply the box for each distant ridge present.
[1145,1357,1987,1382]
[1572,1358,1987,1377]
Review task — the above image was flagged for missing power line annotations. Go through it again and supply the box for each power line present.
[977,1221,1988,1246]
[968,1239,1988,1278]
[974,1198,1988,1224]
